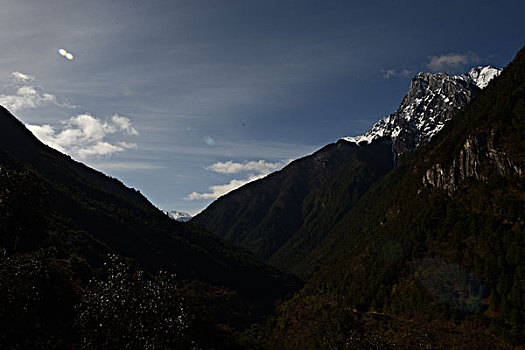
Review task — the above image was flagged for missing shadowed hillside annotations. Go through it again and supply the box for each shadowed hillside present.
[269,47,525,349]
[0,107,302,348]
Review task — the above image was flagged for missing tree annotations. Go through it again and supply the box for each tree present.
[76,254,193,349]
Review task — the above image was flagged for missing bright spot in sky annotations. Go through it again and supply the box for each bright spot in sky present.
[204,136,215,146]
[58,48,74,60]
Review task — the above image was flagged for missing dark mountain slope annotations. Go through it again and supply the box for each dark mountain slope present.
[193,138,395,270]
[0,106,301,313]
[194,140,359,256]
[270,47,525,348]
[267,138,394,275]
[194,66,496,277]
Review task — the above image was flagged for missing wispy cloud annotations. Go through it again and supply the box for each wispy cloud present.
[427,53,480,72]
[205,159,291,174]
[111,114,139,136]
[184,158,292,200]
[89,161,164,171]
[12,71,35,83]
[381,68,411,79]
[26,113,138,159]
[0,71,70,112]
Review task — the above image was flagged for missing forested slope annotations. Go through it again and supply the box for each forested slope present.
[270,47,525,349]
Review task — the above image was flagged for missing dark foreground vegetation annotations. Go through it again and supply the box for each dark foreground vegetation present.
[0,104,300,348]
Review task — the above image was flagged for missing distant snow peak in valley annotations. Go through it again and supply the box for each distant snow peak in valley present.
[165,210,192,222]
[342,65,502,156]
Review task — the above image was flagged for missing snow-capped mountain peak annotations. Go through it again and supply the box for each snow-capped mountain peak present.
[465,66,501,89]
[164,210,193,222]
[342,66,502,157]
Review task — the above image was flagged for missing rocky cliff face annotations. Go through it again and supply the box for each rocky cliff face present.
[423,130,523,192]
[343,66,502,157]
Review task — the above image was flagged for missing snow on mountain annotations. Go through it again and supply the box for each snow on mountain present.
[164,210,193,222]
[465,66,501,89]
[342,66,502,157]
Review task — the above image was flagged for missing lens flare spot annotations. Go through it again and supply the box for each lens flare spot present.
[204,136,215,146]
[58,48,74,60]
[415,257,484,312]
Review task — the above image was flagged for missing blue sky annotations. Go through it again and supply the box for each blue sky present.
[0,0,523,215]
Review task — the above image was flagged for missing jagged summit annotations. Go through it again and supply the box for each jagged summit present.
[342,66,502,156]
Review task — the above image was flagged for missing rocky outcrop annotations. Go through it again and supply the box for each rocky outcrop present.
[393,72,476,155]
[423,131,523,192]
[343,66,502,157]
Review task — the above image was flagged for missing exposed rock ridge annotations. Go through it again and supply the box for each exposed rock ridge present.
[343,66,502,157]
[423,131,523,193]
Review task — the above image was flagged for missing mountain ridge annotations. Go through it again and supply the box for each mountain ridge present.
[342,66,501,156]
[0,105,302,336]
[269,47,524,349]
[193,65,500,277]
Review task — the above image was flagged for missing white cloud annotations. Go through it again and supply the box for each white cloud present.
[427,53,480,72]
[76,141,129,158]
[381,68,411,79]
[12,71,35,82]
[205,159,292,174]
[0,71,68,112]
[112,114,139,135]
[26,113,138,159]
[184,158,292,200]
[0,85,57,112]
[184,173,266,200]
